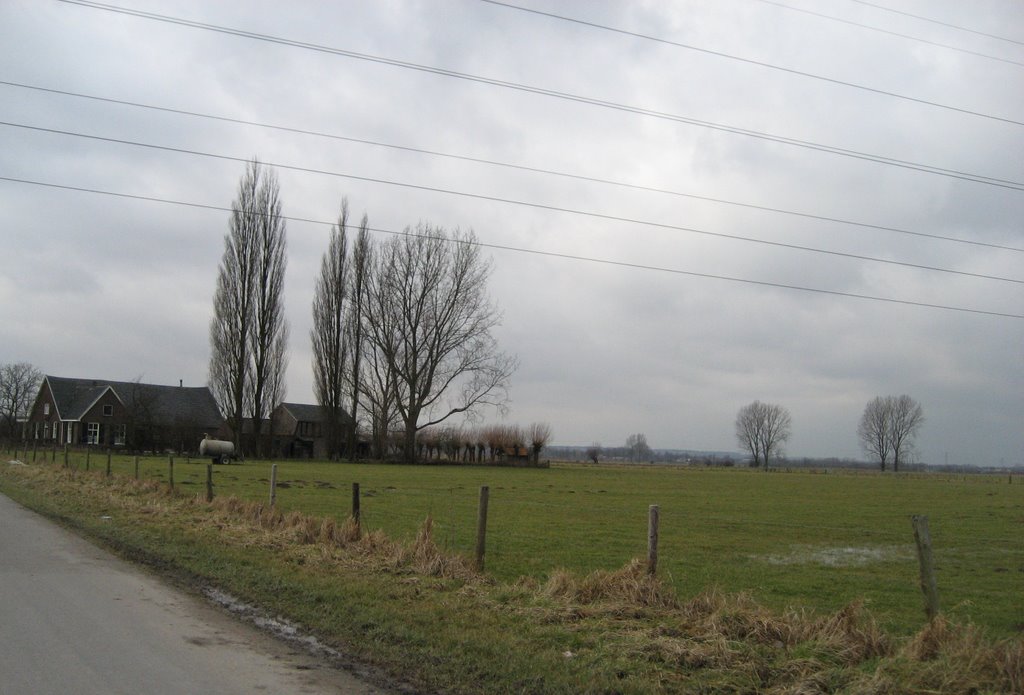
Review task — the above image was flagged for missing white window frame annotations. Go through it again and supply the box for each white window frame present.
[102,404,114,417]
[44,403,50,416]
[87,422,100,445]
[114,424,127,446]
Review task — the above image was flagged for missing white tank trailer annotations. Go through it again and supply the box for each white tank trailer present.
[199,435,235,464]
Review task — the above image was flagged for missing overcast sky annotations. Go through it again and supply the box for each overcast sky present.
[2,0,1021,466]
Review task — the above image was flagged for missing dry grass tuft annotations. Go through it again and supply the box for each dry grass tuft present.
[335,516,362,544]
[389,516,477,579]
[542,558,679,610]
[799,601,891,664]
[903,615,957,661]
[888,616,1024,693]
[999,639,1024,694]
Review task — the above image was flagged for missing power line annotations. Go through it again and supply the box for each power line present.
[478,0,1024,126]
[6,119,1022,286]
[54,0,1024,189]
[6,79,1020,253]
[751,0,1024,68]
[847,0,1024,48]
[2,174,1021,320]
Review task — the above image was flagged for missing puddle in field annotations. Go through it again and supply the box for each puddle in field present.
[757,544,914,567]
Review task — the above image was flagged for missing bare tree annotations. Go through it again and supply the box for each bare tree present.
[889,395,924,472]
[247,163,288,457]
[858,395,924,472]
[735,400,792,469]
[585,442,602,465]
[345,214,371,459]
[209,159,287,457]
[364,226,517,463]
[312,202,350,460]
[0,362,42,438]
[358,316,401,460]
[209,160,261,452]
[625,433,652,462]
[857,396,891,471]
[527,422,552,463]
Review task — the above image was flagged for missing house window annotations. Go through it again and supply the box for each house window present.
[103,405,114,417]
[44,403,50,416]
[87,422,100,445]
[67,424,73,444]
[114,424,126,446]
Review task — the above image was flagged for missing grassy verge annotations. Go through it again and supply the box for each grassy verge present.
[2,461,1021,694]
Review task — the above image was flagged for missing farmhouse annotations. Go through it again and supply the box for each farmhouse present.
[26,375,222,453]
[269,402,360,459]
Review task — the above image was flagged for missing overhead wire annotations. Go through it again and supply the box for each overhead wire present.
[751,0,1024,68]
[53,0,1024,190]
[846,0,1024,48]
[5,119,1022,286]
[2,174,1021,320]
[4,80,1020,254]
[477,0,1024,126]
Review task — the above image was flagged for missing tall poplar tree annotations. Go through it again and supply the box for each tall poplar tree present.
[311,202,351,459]
[209,159,288,455]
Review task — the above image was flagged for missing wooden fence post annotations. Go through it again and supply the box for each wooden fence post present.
[168,456,174,492]
[106,449,112,477]
[351,482,360,521]
[134,455,139,480]
[648,504,660,577]
[269,464,278,507]
[85,447,91,471]
[912,515,940,621]
[63,444,69,468]
[206,464,213,502]
[475,485,490,572]
[32,439,37,462]
[51,442,56,463]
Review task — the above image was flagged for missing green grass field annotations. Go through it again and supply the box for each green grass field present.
[53,450,1023,639]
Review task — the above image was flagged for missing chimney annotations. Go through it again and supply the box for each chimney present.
[179,379,183,388]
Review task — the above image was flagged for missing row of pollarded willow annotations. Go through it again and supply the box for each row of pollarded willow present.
[310,196,519,463]
[735,395,925,469]
[415,422,552,464]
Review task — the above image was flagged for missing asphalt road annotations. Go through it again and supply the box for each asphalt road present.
[0,489,389,695]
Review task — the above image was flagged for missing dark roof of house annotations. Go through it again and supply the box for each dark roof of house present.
[278,402,352,424]
[43,376,222,426]
[279,402,325,423]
